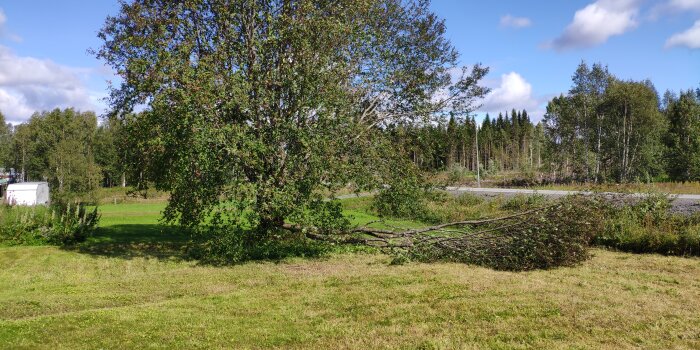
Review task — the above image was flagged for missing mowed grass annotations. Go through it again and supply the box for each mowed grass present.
[1,201,700,349]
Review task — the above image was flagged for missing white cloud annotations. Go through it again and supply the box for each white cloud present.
[659,0,700,13]
[0,45,99,123]
[480,72,541,116]
[500,15,532,29]
[667,0,700,11]
[0,89,33,122]
[650,0,700,19]
[665,20,700,49]
[551,0,639,50]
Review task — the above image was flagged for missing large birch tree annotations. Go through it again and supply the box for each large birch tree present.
[96,0,489,232]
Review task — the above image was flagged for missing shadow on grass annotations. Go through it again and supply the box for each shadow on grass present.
[63,224,336,264]
[63,224,194,261]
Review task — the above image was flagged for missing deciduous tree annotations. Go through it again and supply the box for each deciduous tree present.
[665,90,700,181]
[96,0,489,232]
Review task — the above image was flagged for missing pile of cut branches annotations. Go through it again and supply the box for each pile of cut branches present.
[293,195,607,271]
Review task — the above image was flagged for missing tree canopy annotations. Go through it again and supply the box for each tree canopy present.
[542,62,667,183]
[0,112,10,168]
[665,90,700,181]
[10,109,103,199]
[96,0,489,231]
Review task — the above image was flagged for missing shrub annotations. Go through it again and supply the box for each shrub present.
[501,194,548,211]
[407,195,606,271]
[454,193,485,206]
[373,173,429,220]
[596,194,700,256]
[421,192,493,224]
[0,203,100,246]
[446,165,475,185]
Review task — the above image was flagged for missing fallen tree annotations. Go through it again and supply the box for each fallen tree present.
[286,195,607,271]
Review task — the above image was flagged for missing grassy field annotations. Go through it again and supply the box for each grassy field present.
[1,201,700,349]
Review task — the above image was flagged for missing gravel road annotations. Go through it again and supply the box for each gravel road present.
[445,187,700,215]
[336,187,700,215]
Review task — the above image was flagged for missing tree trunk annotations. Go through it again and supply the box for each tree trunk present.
[621,102,628,182]
[595,114,602,183]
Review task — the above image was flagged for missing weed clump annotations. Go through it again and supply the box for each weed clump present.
[597,194,700,256]
[501,194,549,211]
[0,203,100,246]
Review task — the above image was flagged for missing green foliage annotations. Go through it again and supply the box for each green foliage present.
[94,117,127,187]
[417,192,496,224]
[665,90,700,181]
[454,192,485,206]
[96,0,489,247]
[295,200,351,235]
[394,109,543,177]
[596,194,700,256]
[408,195,606,271]
[188,227,331,265]
[0,111,11,167]
[500,194,548,211]
[0,203,100,246]
[373,166,429,220]
[10,109,103,199]
[446,165,475,184]
[543,62,671,183]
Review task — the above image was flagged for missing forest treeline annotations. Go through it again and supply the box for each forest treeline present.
[391,109,545,175]
[0,109,125,200]
[0,62,699,199]
[394,62,700,183]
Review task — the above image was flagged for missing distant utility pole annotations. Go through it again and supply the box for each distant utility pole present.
[475,122,481,188]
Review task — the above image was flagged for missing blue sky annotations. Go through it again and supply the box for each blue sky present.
[0,0,698,124]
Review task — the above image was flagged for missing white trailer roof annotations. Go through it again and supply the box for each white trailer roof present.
[7,182,48,191]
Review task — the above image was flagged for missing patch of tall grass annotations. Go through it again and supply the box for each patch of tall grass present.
[597,194,700,256]
[0,203,100,246]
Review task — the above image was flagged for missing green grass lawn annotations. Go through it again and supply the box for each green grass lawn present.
[1,201,700,349]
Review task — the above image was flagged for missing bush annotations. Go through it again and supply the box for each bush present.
[420,192,493,224]
[0,203,100,246]
[596,194,700,256]
[373,173,428,220]
[453,193,485,207]
[501,194,548,211]
[407,195,606,271]
[446,165,475,185]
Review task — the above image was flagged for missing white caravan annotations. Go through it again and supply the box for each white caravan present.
[5,182,51,206]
